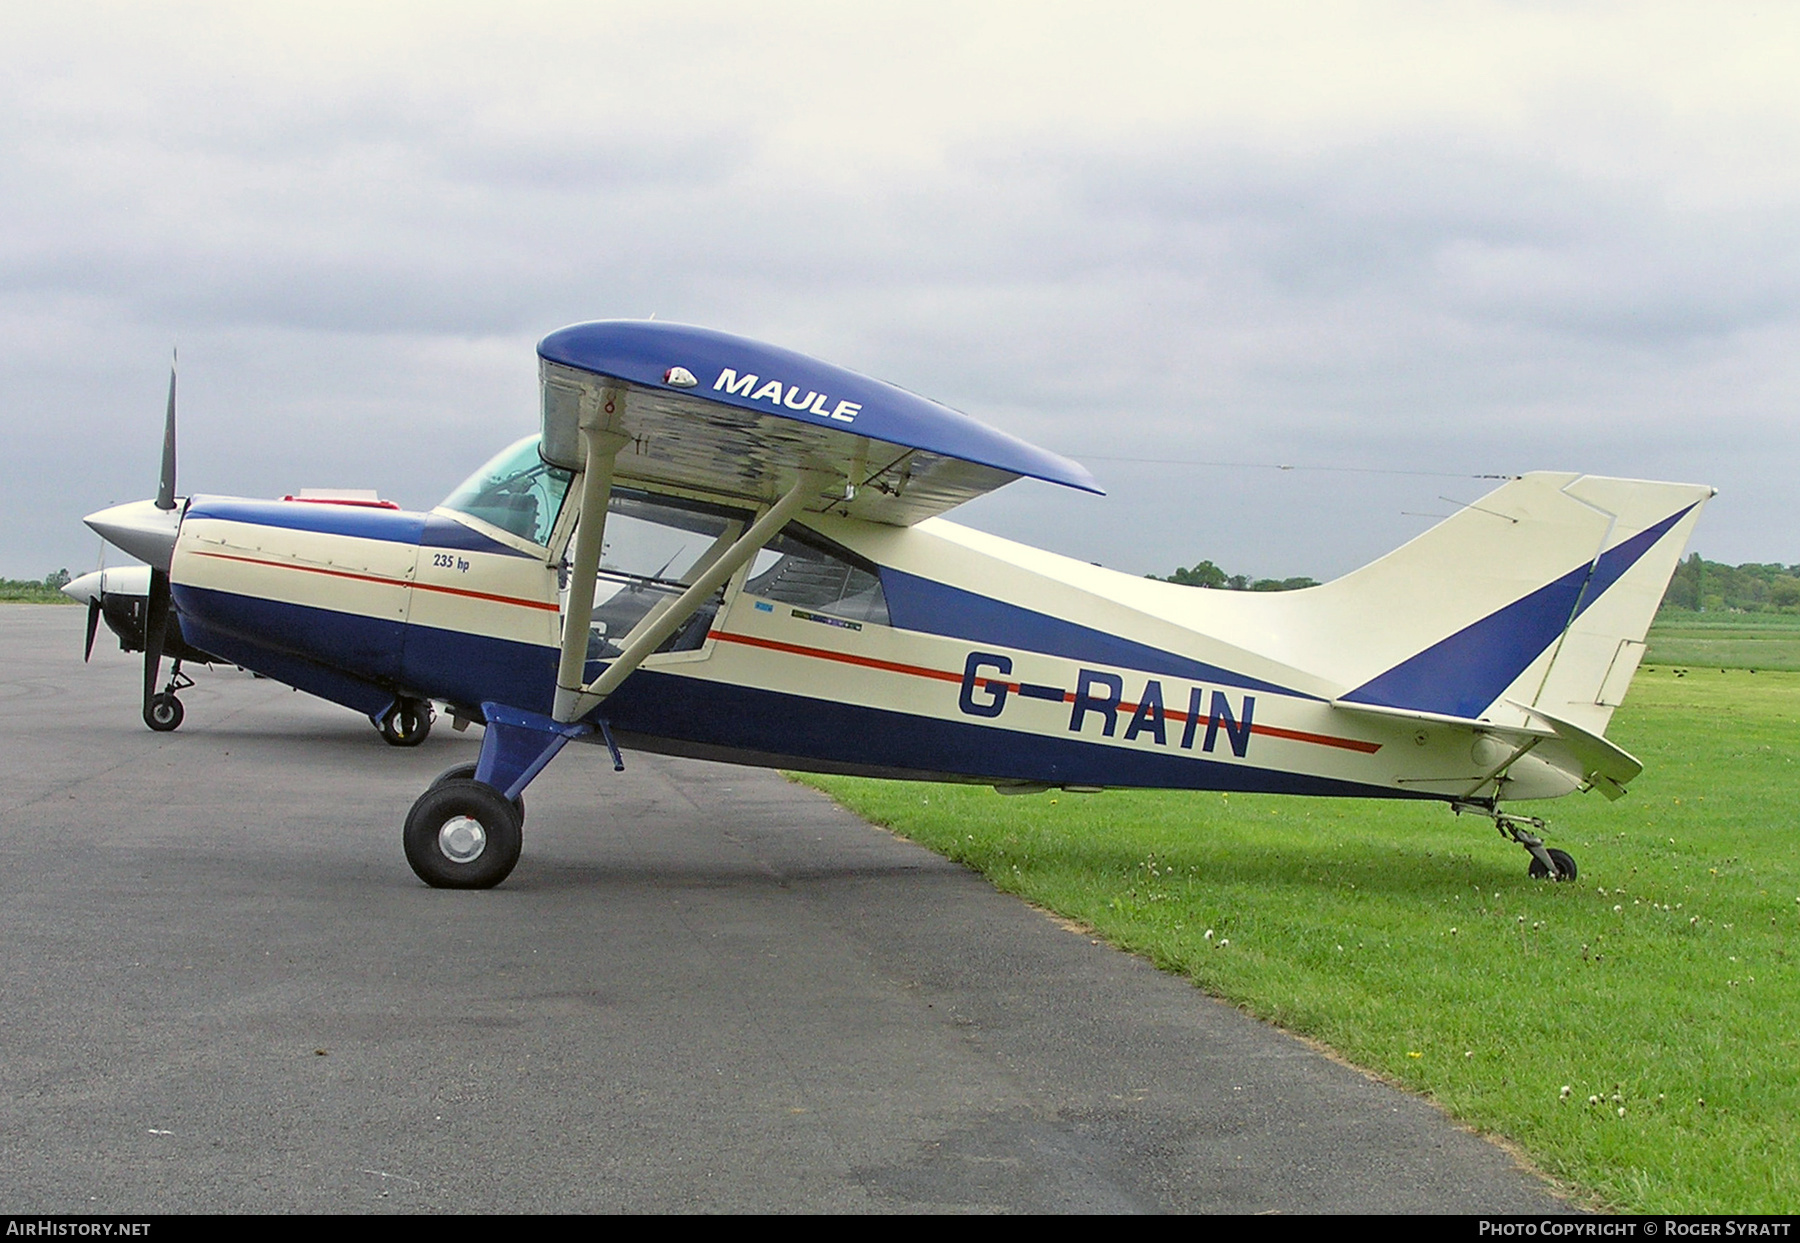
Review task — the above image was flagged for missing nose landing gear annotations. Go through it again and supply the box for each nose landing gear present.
[143,664,193,732]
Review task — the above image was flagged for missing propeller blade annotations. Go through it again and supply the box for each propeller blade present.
[84,598,101,662]
[156,351,177,512]
[143,568,171,711]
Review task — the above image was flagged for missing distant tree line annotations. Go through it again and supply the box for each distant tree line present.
[0,569,72,603]
[1660,554,1800,614]
[1149,559,1320,592]
[1151,553,1800,614]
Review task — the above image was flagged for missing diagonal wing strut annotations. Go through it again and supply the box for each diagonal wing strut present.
[552,387,833,724]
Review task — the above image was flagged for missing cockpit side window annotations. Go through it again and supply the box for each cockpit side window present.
[440,435,573,548]
[572,489,751,660]
[745,527,889,626]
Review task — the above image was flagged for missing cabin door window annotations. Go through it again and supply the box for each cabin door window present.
[564,489,750,662]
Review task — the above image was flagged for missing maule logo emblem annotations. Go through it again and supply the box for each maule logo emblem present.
[664,366,698,388]
[713,368,862,423]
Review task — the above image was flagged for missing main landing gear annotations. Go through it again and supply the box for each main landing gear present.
[143,663,193,732]
[404,779,522,889]
[1454,802,1578,881]
[402,702,605,889]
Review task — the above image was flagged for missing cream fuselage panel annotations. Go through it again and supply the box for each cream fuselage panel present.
[176,514,417,625]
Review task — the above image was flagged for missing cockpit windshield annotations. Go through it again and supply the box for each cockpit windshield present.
[440,435,573,548]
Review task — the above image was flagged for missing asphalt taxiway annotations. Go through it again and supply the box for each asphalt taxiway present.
[0,605,1569,1213]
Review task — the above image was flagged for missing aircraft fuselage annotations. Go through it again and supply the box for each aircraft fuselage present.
[165,487,1603,804]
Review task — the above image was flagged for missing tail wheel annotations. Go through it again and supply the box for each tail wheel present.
[380,699,433,747]
[1527,848,1578,882]
[403,779,522,889]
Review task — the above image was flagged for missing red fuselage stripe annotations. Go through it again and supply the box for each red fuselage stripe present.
[707,630,1380,754]
[183,551,1378,755]
[188,550,562,612]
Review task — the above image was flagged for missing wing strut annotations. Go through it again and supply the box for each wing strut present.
[552,389,833,723]
[552,387,630,722]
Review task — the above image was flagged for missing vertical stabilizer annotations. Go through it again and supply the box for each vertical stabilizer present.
[1321,473,1711,734]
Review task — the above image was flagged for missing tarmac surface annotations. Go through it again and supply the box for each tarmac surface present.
[0,604,1572,1213]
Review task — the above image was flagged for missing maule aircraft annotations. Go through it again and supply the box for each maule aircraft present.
[78,321,1712,889]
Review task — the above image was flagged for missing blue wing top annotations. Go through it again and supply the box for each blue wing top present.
[537,321,1101,524]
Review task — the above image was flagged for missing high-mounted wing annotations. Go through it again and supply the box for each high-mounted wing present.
[537,321,1101,524]
[537,320,1100,723]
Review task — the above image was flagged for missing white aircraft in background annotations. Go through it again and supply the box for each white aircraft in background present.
[79,322,1711,888]
[66,486,434,746]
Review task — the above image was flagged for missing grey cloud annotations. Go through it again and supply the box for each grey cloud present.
[2,33,1796,580]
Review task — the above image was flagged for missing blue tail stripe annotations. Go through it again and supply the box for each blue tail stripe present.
[1343,504,1695,718]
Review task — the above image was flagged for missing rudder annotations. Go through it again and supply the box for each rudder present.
[1313,473,1711,735]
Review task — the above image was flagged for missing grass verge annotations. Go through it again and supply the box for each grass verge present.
[1648,611,1800,672]
[0,583,76,603]
[798,667,1800,1212]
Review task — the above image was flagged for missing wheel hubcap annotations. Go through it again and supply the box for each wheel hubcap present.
[438,815,487,863]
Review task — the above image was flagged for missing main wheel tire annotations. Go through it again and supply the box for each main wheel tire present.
[1527,848,1578,882]
[403,779,522,889]
[430,762,523,821]
[145,693,184,732]
[380,699,433,747]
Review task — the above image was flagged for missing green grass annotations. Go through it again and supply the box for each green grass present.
[799,667,1800,1212]
[1649,610,1800,671]
[0,581,76,603]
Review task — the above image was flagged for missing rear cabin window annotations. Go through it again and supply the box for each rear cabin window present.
[745,530,889,626]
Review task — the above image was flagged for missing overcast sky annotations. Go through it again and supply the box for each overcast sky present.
[4,2,1796,582]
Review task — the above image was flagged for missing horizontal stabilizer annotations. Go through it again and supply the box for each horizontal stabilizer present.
[1507,700,1643,800]
[1330,697,1641,801]
[1329,697,1553,737]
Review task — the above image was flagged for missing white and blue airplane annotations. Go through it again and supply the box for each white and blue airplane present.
[79,321,1712,889]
